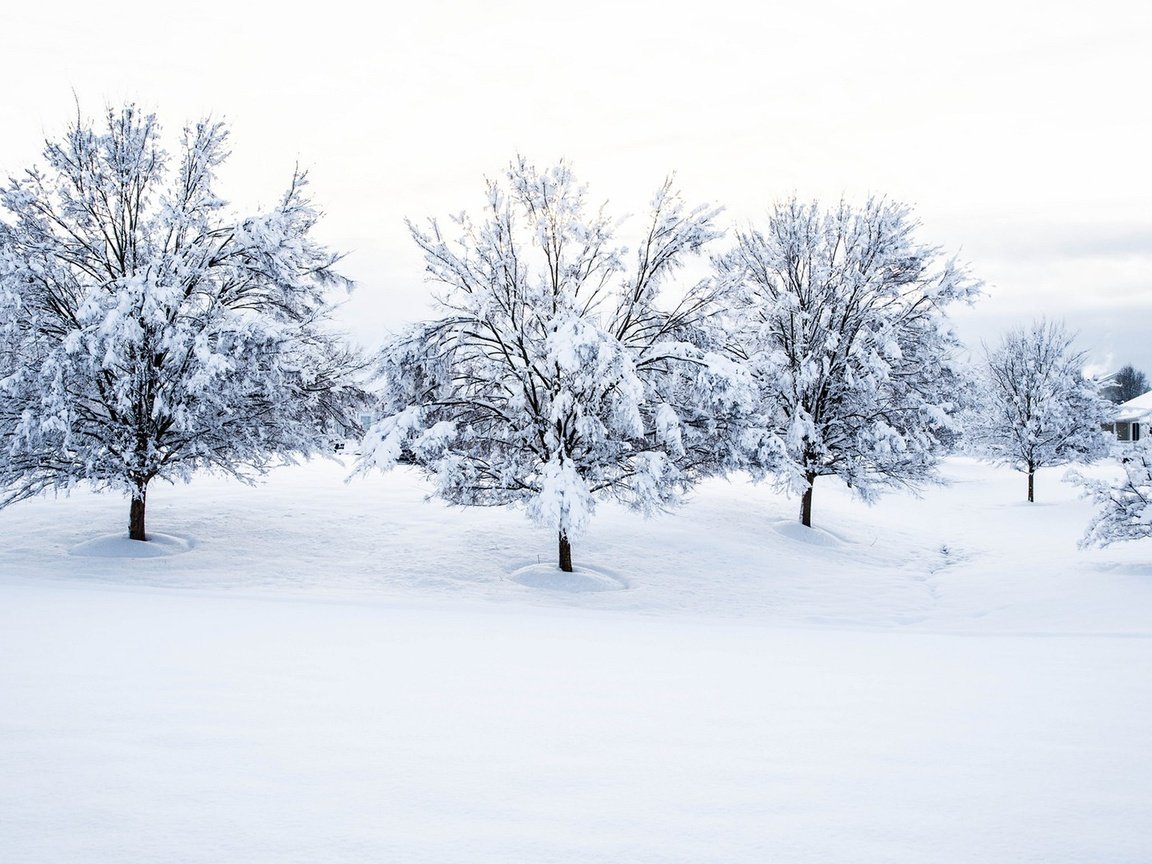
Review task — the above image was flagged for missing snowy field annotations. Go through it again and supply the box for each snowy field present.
[2,456,1151,863]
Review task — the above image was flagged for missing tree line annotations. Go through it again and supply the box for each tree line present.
[0,105,1145,566]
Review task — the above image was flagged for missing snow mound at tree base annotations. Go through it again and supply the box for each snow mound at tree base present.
[69,533,194,558]
[770,519,848,548]
[509,563,628,593]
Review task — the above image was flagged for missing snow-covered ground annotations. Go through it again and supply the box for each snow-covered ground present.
[2,457,1150,862]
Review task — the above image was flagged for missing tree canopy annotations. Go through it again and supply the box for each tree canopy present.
[714,197,980,526]
[966,320,1110,502]
[0,105,366,539]
[357,158,744,570]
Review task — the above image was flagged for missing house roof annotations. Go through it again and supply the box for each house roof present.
[1114,390,1152,423]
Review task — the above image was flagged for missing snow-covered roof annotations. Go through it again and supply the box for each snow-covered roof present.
[1114,390,1152,423]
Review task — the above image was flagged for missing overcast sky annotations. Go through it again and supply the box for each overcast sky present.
[2,0,1149,373]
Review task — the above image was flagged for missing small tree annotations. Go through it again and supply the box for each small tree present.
[714,197,980,527]
[357,158,743,571]
[1107,364,1149,403]
[968,320,1110,502]
[1068,445,1152,547]
[0,105,366,540]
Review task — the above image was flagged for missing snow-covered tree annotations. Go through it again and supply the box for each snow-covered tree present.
[967,320,1110,502]
[0,105,367,540]
[714,197,980,527]
[357,158,744,571]
[1068,445,1152,548]
[1106,364,1149,403]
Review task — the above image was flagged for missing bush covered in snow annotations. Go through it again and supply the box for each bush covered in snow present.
[1069,445,1152,547]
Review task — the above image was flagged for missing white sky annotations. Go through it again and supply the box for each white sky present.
[2,0,1149,371]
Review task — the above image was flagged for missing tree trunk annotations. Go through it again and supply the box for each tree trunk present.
[129,481,148,541]
[558,531,573,573]
[1027,468,1034,503]
[800,472,816,527]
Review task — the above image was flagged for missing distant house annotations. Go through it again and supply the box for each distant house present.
[1104,391,1152,443]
